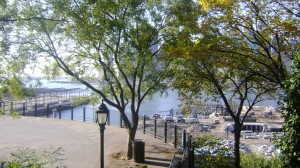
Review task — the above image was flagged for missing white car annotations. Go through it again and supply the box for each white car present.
[185,117,198,123]
[163,115,173,122]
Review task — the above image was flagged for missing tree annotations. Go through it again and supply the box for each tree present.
[193,1,300,167]
[11,0,173,159]
[276,46,300,167]
[164,38,278,167]
[162,1,285,167]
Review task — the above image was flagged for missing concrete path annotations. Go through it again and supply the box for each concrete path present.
[0,117,176,168]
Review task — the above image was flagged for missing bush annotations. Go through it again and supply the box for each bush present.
[6,161,22,168]
[240,153,283,168]
[194,136,234,168]
[193,135,283,168]
[0,147,66,168]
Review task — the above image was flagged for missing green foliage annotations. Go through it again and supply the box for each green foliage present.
[7,76,29,100]
[6,161,22,168]
[0,147,66,168]
[240,153,282,168]
[7,110,20,119]
[275,46,300,167]
[193,136,282,168]
[163,1,295,168]
[6,0,174,159]
[194,136,234,168]
[70,96,90,106]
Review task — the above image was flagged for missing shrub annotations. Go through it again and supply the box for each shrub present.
[0,147,66,168]
[194,136,234,168]
[240,153,283,168]
[193,135,283,168]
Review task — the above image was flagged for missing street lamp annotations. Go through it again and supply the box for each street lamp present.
[96,101,109,168]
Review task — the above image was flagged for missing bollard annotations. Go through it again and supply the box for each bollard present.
[143,115,146,134]
[164,122,167,143]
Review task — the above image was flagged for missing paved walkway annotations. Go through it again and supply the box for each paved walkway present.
[0,117,176,168]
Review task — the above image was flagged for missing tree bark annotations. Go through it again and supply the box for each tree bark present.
[126,124,137,159]
[234,122,241,168]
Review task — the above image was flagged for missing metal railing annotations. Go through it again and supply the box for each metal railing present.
[1,97,196,167]
[139,115,195,168]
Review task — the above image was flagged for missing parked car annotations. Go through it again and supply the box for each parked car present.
[173,115,185,123]
[152,113,161,119]
[240,130,253,138]
[163,115,173,122]
[185,117,198,123]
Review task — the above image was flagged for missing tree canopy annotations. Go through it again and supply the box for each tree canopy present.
[162,0,299,167]
[5,0,176,158]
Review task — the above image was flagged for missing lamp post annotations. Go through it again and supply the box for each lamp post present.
[96,102,109,168]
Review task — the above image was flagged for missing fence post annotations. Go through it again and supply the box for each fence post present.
[174,125,177,148]
[35,103,38,117]
[83,107,86,122]
[46,104,50,118]
[10,102,13,112]
[164,122,167,143]
[21,103,25,116]
[71,106,74,120]
[143,115,146,134]
[189,135,194,168]
[154,118,157,138]
[183,130,186,149]
[58,105,61,119]
[2,102,5,114]
[191,141,194,168]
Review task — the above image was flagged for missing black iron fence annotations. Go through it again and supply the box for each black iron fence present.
[0,90,90,117]
[1,96,196,167]
[139,115,196,168]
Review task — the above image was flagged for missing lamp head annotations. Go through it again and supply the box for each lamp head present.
[96,102,109,125]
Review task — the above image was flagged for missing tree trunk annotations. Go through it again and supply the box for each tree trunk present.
[126,125,137,159]
[234,122,241,168]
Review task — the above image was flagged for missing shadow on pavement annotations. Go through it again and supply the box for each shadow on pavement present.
[144,157,171,167]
